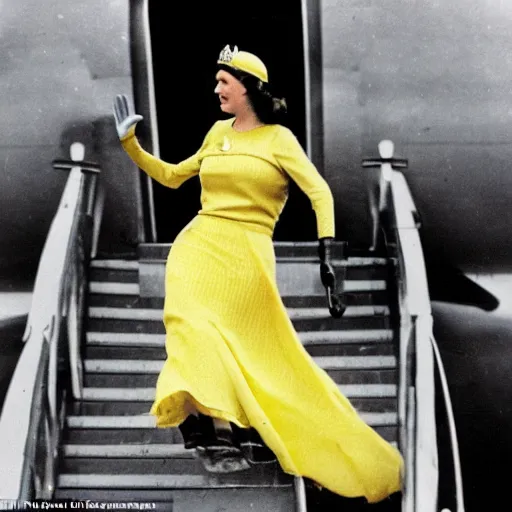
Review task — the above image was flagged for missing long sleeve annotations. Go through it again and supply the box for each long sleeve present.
[120,123,216,189]
[272,127,335,239]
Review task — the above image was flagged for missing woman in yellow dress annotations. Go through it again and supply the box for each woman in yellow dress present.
[113,45,402,504]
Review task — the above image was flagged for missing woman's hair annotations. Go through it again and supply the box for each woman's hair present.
[218,64,288,125]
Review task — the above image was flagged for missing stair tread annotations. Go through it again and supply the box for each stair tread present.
[88,280,386,296]
[87,305,390,321]
[81,384,397,401]
[134,248,387,266]
[62,440,398,458]
[85,329,394,347]
[54,487,295,505]
[84,355,397,373]
[57,473,293,489]
[63,444,193,458]
[90,260,139,270]
[89,282,140,295]
[66,411,397,429]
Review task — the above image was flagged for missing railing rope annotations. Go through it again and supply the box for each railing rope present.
[431,335,466,512]
[404,385,416,512]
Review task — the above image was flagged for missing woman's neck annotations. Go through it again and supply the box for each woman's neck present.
[232,110,263,132]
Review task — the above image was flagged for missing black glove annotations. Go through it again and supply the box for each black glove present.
[319,237,336,288]
[319,237,346,318]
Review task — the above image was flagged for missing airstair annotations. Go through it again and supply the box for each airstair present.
[0,141,465,512]
[52,243,397,510]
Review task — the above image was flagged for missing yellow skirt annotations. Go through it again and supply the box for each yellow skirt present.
[150,214,403,503]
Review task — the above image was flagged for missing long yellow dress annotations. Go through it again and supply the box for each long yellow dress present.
[120,118,403,503]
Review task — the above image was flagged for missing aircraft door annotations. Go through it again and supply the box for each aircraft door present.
[145,0,316,242]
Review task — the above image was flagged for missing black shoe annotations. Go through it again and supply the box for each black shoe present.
[193,414,251,473]
[240,441,277,465]
[179,415,203,449]
[196,447,251,473]
[232,426,277,465]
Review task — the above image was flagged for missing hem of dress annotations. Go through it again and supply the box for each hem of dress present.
[149,391,402,503]
[150,389,252,430]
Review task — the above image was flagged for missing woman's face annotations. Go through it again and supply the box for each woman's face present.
[214,70,248,115]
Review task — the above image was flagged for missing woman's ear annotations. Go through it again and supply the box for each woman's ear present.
[238,80,248,96]
[237,75,249,96]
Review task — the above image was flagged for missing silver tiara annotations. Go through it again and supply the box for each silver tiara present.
[218,45,239,64]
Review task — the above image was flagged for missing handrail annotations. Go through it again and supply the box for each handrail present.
[364,140,464,512]
[389,154,465,512]
[0,143,102,500]
[388,164,438,512]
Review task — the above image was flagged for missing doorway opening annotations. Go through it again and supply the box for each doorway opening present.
[148,0,315,242]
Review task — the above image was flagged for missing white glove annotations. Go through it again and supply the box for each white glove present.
[113,94,143,139]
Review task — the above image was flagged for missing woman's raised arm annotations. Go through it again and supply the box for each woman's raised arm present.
[113,94,209,189]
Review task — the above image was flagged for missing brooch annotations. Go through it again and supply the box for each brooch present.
[221,136,231,152]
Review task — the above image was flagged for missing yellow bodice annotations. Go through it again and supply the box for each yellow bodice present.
[121,118,335,238]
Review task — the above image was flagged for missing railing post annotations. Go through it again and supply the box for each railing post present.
[294,476,308,512]
[91,183,105,259]
[67,267,83,400]
[362,140,408,251]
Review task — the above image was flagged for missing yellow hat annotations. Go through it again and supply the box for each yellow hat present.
[217,45,268,83]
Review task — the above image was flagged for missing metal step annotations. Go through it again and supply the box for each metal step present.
[83,356,397,387]
[89,282,140,295]
[71,396,400,417]
[89,257,391,299]
[84,332,396,360]
[61,457,207,475]
[66,412,398,430]
[64,425,397,445]
[89,265,389,287]
[80,384,397,402]
[88,260,139,287]
[87,306,390,321]
[54,487,296,509]
[87,310,391,334]
[90,260,139,270]
[99,249,392,300]
[57,471,292,489]
[62,440,397,458]
[87,290,391,309]
[83,344,396,361]
[83,367,397,388]
[63,443,192,458]
[84,372,398,389]
[137,242,384,261]
[84,356,397,373]
[139,262,389,299]
[85,329,394,347]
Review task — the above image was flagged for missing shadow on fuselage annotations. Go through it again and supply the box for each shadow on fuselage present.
[433,300,512,510]
[0,315,27,414]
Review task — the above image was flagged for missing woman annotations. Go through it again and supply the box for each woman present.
[113,45,402,504]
